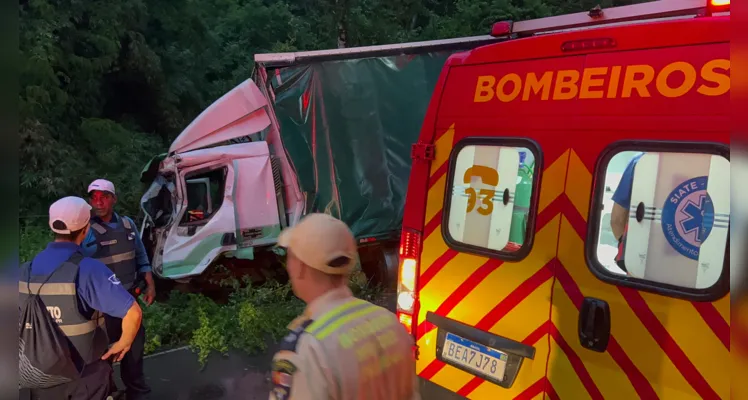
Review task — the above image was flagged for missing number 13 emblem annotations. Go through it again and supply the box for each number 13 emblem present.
[463,165,499,216]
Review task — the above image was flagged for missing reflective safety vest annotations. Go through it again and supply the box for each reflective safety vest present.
[269,287,420,400]
[19,253,109,366]
[90,215,139,290]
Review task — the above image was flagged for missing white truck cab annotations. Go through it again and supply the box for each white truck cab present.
[140,78,304,280]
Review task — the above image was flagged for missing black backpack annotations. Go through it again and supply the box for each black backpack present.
[18,255,81,389]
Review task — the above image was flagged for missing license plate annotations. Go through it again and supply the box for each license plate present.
[441,332,508,381]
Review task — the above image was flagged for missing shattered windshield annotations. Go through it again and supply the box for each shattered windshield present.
[141,174,176,228]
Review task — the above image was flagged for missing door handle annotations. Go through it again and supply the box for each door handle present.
[578,297,611,352]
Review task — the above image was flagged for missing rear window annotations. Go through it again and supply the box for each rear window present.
[442,137,542,261]
[587,141,730,301]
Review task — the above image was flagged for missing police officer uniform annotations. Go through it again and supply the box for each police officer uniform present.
[269,213,421,400]
[20,196,138,400]
[83,179,151,400]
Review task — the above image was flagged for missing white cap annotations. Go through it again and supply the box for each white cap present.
[49,196,92,234]
[88,179,116,195]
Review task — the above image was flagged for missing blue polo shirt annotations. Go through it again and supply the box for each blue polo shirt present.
[611,152,645,210]
[28,242,134,319]
[80,213,152,274]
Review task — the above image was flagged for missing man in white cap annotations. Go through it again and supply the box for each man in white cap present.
[269,213,420,400]
[81,179,153,400]
[19,196,143,400]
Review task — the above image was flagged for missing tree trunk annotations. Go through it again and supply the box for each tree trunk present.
[336,0,348,48]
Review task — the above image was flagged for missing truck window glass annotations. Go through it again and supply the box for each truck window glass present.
[140,174,175,228]
[444,144,537,257]
[180,167,227,225]
[593,149,730,292]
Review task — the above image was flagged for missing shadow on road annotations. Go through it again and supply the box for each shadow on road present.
[121,339,279,400]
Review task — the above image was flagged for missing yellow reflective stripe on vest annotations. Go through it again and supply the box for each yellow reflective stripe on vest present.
[97,250,136,265]
[306,299,369,335]
[59,320,98,336]
[18,282,76,295]
[312,303,381,341]
[91,223,107,235]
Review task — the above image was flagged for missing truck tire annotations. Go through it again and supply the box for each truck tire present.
[359,243,399,292]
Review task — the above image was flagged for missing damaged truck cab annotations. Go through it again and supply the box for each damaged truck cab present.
[139,36,503,286]
[140,78,304,281]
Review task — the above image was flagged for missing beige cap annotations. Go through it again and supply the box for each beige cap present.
[278,213,357,275]
[49,196,92,234]
[88,178,116,195]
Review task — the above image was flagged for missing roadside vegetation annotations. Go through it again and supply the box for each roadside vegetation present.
[139,273,384,366]
[22,232,385,367]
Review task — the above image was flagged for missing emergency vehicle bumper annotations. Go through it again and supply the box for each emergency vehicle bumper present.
[418,377,466,399]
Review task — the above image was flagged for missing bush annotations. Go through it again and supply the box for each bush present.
[141,277,386,367]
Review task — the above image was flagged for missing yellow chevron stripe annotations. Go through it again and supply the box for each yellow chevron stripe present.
[713,293,730,323]
[420,227,451,272]
[467,281,553,399]
[447,216,559,332]
[641,291,729,399]
[551,280,638,399]
[539,149,570,212]
[418,216,560,397]
[426,282,554,397]
[547,334,591,400]
[430,124,455,176]
[418,250,488,320]
[415,327,439,374]
[564,149,592,221]
[425,174,446,226]
[556,216,698,399]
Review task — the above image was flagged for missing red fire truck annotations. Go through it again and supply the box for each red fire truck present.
[397,0,731,398]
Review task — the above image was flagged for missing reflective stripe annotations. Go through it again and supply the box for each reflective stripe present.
[314,304,380,340]
[59,320,97,336]
[18,282,76,295]
[91,223,107,234]
[306,299,368,334]
[97,250,136,265]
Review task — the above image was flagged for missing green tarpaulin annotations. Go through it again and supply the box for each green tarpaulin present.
[260,52,454,240]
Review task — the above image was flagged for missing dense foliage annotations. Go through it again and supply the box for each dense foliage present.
[141,274,386,364]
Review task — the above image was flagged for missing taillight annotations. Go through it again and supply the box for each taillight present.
[707,0,729,13]
[490,20,513,37]
[397,229,422,338]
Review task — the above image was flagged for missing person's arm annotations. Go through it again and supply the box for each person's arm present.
[269,336,328,400]
[102,301,142,362]
[127,216,156,305]
[610,157,638,240]
[77,259,143,360]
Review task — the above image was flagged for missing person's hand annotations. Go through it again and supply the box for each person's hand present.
[101,340,132,362]
[143,284,156,306]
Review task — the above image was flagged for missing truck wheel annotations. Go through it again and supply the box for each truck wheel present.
[359,244,399,292]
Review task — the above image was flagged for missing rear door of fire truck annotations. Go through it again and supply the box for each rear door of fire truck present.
[561,6,731,400]
[397,1,731,399]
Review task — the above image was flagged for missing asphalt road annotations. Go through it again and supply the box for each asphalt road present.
[116,340,279,400]
[21,293,397,399]
[118,293,396,399]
